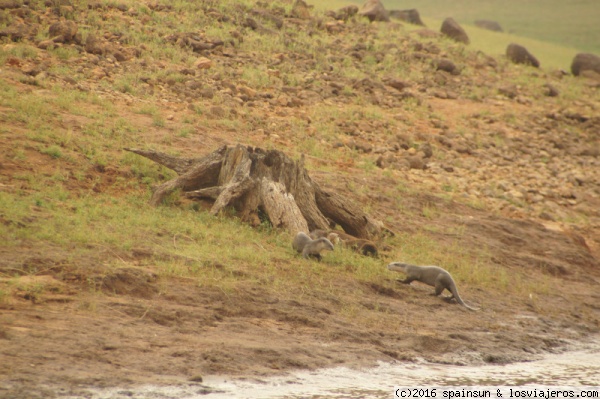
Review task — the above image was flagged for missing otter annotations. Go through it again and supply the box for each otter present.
[293,232,334,261]
[387,262,479,311]
[309,229,378,257]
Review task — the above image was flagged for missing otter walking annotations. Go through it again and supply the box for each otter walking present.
[387,262,479,311]
[293,232,334,261]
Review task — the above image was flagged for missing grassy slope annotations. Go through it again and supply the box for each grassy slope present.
[0,0,596,309]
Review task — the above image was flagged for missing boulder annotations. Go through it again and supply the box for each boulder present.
[570,53,600,76]
[290,0,311,19]
[435,58,458,74]
[48,20,78,43]
[440,18,469,44]
[474,20,503,32]
[85,33,106,55]
[506,43,540,68]
[389,9,424,26]
[358,0,389,22]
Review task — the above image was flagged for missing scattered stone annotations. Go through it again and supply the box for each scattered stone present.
[358,0,390,22]
[383,77,409,91]
[37,40,56,50]
[544,83,559,97]
[498,85,518,99]
[0,22,38,41]
[506,43,540,68]
[405,155,426,170]
[164,32,224,53]
[330,5,358,21]
[209,106,226,118]
[474,20,503,32]
[290,0,311,19]
[85,33,106,55]
[435,58,459,75]
[420,142,433,158]
[194,57,212,69]
[440,18,469,44]
[389,9,424,26]
[48,20,78,43]
[0,0,22,10]
[570,53,600,76]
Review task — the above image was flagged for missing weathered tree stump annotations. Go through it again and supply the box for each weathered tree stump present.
[125,145,383,239]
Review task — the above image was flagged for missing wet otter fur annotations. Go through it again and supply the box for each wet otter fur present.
[387,262,479,311]
[293,232,334,261]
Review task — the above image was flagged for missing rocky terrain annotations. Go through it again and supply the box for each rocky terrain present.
[0,0,599,397]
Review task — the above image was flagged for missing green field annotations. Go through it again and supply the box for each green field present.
[381,0,600,54]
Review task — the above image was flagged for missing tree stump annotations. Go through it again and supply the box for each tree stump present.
[125,144,383,239]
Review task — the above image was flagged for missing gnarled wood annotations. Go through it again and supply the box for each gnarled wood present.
[126,144,382,239]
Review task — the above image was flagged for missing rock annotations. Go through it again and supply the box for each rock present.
[37,39,56,50]
[332,5,358,21]
[420,142,433,158]
[580,70,600,83]
[290,0,311,19]
[194,57,212,69]
[0,22,38,42]
[0,0,21,9]
[244,17,259,31]
[440,18,469,44]
[383,77,409,91]
[209,106,226,118]
[506,43,540,68]
[544,83,559,97]
[389,9,424,26]
[405,155,426,170]
[358,0,389,22]
[435,58,458,74]
[113,50,128,62]
[570,53,600,76]
[85,33,106,55]
[474,20,503,32]
[48,20,78,43]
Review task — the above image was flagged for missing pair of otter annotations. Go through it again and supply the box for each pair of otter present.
[292,233,478,310]
[292,230,378,260]
[309,229,378,257]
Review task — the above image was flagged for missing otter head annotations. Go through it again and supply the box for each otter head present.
[387,262,407,273]
[321,238,334,251]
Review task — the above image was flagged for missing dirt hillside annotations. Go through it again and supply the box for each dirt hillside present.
[0,1,599,397]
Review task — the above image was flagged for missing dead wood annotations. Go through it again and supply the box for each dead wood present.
[125,145,382,239]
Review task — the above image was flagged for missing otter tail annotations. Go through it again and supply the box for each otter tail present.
[448,284,479,311]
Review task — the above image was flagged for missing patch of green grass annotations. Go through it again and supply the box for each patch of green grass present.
[40,145,63,159]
